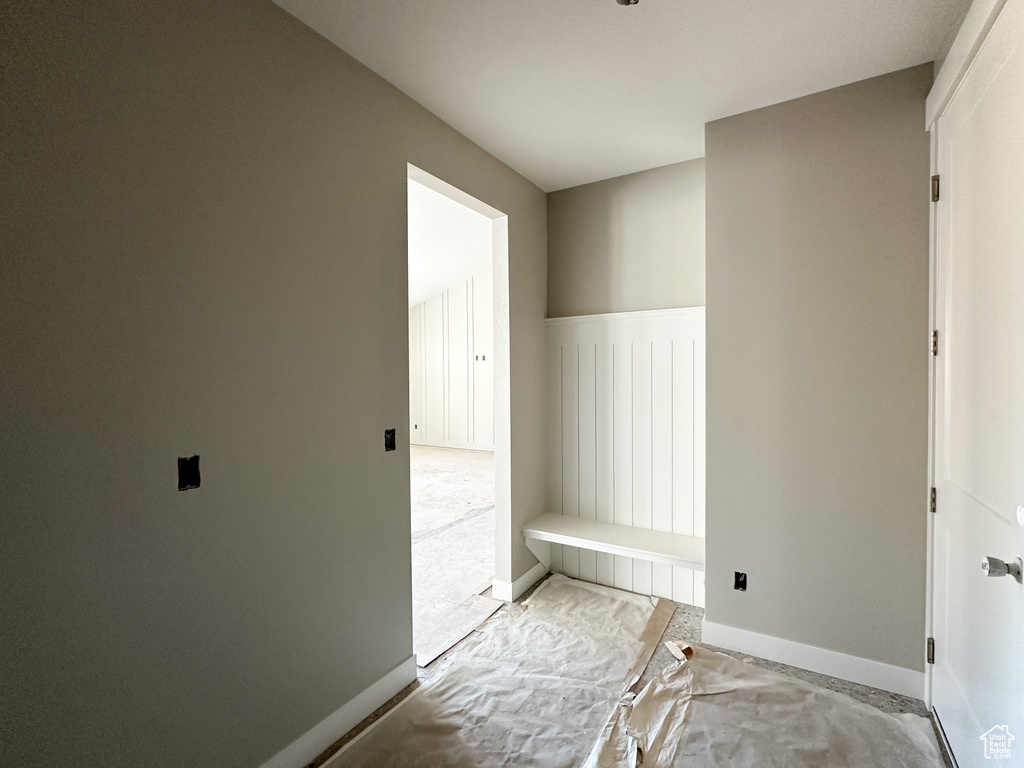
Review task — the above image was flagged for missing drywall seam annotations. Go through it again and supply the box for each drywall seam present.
[701,621,925,699]
[492,561,548,602]
[257,655,417,768]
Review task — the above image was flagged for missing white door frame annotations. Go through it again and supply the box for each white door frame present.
[925,2,1020,764]
[924,0,1010,711]
[924,120,938,712]
[406,164,514,598]
[925,0,1011,708]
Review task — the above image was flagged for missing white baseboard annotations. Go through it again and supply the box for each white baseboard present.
[493,562,549,602]
[258,655,417,768]
[701,620,925,699]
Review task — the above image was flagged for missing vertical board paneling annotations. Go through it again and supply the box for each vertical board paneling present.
[693,338,706,539]
[549,543,563,575]
[561,345,580,519]
[651,340,674,533]
[409,305,423,442]
[632,560,653,596]
[612,343,633,527]
[562,544,580,580]
[447,281,470,444]
[467,279,475,444]
[672,339,696,536]
[561,346,580,579]
[424,294,445,444]
[577,345,599,585]
[545,309,705,604]
[614,554,633,592]
[546,344,563,521]
[442,291,450,441]
[577,341,597,601]
[578,550,597,584]
[595,343,615,524]
[472,272,494,447]
[652,563,673,599]
[632,343,653,531]
[673,566,695,605]
[578,345,597,522]
[545,341,563,578]
[411,273,494,451]
[419,307,427,442]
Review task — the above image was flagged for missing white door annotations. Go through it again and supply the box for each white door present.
[423,293,446,444]
[409,304,424,442]
[931,1,1024,764]
[472,271,494,448]
[447,280,471,445]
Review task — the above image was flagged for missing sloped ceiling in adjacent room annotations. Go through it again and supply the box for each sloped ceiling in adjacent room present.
[408,178,492,307]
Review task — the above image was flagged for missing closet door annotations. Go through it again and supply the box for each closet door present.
[447,280,471,445]
[422,294,446,445]
[472,272,494,448]
[409,305,424,442]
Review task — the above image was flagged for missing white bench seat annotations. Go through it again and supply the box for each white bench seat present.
[522,513,705,572]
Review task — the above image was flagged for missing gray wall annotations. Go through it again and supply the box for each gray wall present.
[547,159,705,317]
[705,65,931,671]
[0,2,546,766]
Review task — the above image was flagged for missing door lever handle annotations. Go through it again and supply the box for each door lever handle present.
[981,556,1023,583]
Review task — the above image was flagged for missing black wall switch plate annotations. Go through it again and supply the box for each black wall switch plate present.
[178,455,200,491]
[734,571,747,591]
[384,428,396,452]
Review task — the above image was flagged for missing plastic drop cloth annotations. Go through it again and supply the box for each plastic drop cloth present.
[583,645,945,768]
[325,575,664,768]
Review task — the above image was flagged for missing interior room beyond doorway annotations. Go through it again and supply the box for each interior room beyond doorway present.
[407,171,501,665]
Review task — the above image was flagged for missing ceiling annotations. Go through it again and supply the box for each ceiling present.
[273,0,971,192]
[408,178,492,307]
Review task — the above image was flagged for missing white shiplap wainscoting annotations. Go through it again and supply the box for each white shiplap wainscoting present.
[409,271,494,451]
[544,307,706,606]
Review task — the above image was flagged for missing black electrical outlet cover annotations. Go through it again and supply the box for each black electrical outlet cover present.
[178,455,200,491]
[734,571,747,591]
[384,428,396,452]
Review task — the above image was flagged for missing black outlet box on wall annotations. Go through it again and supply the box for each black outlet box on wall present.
[734,571,747,591]
[178,455,200,491]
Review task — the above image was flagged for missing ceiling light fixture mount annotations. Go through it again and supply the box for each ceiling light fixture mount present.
[616,0,639,5]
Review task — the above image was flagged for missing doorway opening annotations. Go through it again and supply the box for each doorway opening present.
[407,166,510,667]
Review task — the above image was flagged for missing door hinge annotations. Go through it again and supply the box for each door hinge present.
[930,487,937,514]
[931,174,940,202]
[927,637,936,665]
[931,330,939,356]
